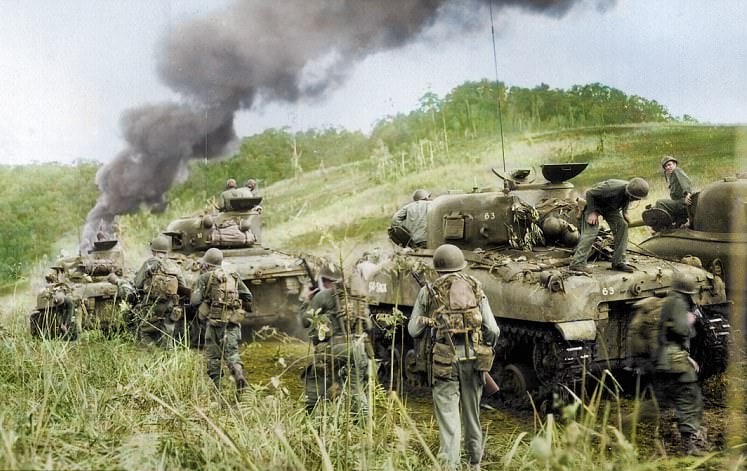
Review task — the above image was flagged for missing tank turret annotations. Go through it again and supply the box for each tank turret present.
[355,164,729,401]
[161,196,310,344]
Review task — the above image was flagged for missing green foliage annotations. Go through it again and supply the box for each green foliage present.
[0,162,98,287]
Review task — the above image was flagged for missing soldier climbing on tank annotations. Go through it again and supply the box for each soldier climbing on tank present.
[389,189,431,248]
[408,244,500,470]
[29,286,78,341]
[642,156,695,231]
[133,235,188,348]
[190,248,253,396]
[300,263,371,417]
[570,177,649,274]
[217,178,254,211]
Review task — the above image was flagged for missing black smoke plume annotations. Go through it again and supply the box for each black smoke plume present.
[80,0,612,252]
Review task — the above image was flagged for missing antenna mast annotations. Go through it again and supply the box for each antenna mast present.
[489,0,507,173]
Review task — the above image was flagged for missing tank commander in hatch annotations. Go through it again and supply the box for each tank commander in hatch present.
[569,177,649,274]
[389,188,431,248]
[217,178,254,211]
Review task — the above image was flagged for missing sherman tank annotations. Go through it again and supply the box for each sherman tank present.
[30,239,133,338]
[353,163,730,400]
[161,196,310,344]
[638,173,747,305]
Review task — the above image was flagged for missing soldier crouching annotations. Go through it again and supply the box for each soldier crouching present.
[300,264,370,418]
[190,248,253,396]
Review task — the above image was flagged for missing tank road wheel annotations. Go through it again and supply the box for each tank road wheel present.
[404,349,427,388]
[499,363,538,401]
[377,346,402,392]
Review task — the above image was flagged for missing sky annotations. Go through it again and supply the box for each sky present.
[0,0,745,166]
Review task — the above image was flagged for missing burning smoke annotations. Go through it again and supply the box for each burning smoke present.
[80,0,612,252]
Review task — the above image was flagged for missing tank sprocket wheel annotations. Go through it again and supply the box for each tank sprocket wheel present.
[532,334,564,386]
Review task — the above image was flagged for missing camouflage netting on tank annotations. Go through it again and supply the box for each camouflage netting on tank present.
[507,199,543,251]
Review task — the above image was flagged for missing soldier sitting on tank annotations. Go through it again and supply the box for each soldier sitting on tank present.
[389,189,431,248]
[570,177,649,274]
[30,286,78,341]
[133,235,188,348]
[408,244,499,470]
[644,156,694,231]
[216,178,254,211]
[190,248,252,396]
[655,272,707,456]
[245,178,257,195]
[300,263,371,417]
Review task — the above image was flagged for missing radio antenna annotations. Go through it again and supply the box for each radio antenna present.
[489,0,507,173]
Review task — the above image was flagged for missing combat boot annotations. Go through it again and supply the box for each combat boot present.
[231,364,249,394]
[682,432,707,456]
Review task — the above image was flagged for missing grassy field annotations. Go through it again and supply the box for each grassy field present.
[1,123,745,469]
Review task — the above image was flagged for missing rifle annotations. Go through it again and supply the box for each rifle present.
[298,257,318,291]
[410,270,435,386]
[411,269,500,395]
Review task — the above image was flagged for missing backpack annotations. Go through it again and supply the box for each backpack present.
[145,260,180,298]
[206,268,242,322]
[628,296,664,372]
[431,273,483,341]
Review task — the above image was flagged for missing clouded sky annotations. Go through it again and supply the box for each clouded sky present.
[1,0,745,166]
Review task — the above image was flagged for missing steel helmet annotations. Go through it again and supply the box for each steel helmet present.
[150,235,170,253]
[319,263,342,282]
[412,189,431,201]
[660,156,678,168]
[541,216,563,238]
[202,247,223,266]
[245,178,257,190]
[625,177,649,200]
[433,244,467,272]
[226,178,237,189]
[672,272,697,294]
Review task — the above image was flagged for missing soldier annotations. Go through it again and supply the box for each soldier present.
[300,263,370,416]
[570,177,649,273]
[30,286,78,340]
[408,244,500,470]
[217,178,254,210]
[190,248,252,394]
[389,189,431,248]
[133,235,187,347]
[655,272,706,456]
[245,178,257,194]
[654,156,694,228]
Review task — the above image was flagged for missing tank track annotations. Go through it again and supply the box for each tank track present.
[494,320,594,402]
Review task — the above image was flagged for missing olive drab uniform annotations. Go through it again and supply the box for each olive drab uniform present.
[390,198,431,248]
[571,179,634,269]
[655,166,693,226]
[191,267,252,392]
[133,257,187,347]
[408,272,499,469]
[301,286,370,415]
[655,290,704,453]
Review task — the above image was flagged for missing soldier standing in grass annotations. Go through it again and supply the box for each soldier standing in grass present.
[654,156,694,228]
[133,235,187,347]
[190,248,252,395]
[389,189,432,248]
[655,272,706,456]
[408,244,499,470]
[300,264,370,416]
[569,177,649,274]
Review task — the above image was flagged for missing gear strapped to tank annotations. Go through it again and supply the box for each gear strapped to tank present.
[428,273,493,379]
[205,268,244,324]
